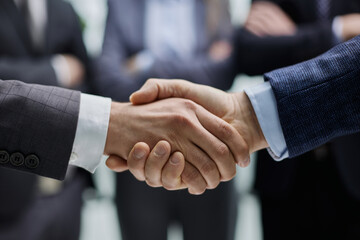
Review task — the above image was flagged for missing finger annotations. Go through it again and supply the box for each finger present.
[183,143,221,189]
[127,142,151,181]
[181,162,207,195]
[106,155,129,172]
[130,79,193,104]
[131,79,231,120]
[194,106,250,181]
[161,151,187,190]
[144,141,172,187]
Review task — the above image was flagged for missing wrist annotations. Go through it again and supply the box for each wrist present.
[104,102,127,156]
[232,92,268,153]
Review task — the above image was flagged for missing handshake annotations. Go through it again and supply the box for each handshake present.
[104,79,269,195]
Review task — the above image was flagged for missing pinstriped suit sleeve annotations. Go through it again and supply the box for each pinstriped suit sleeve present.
[0,80,80,180]
[265,35,360,158]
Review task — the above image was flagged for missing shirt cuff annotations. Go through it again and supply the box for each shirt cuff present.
[332,16,344,43]
[244,82,289,161]
[69,93,112,173]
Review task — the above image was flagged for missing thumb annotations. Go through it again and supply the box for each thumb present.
[106,155,129,172]
[130,78,192,105]
[130,78,161,104]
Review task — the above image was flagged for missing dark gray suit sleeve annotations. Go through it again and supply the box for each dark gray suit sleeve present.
[0,80,80,180]
[265,35,360,157]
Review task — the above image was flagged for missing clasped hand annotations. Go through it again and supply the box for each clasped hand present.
[105,79,268,194]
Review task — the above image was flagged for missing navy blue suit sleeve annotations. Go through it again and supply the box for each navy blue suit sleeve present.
[265,35,360,157]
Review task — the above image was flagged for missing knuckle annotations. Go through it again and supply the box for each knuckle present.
[200,160,217,176]
[173,113,192,127]
[216,143,230,157]
[218,121,234,138]
[182,99,196,110]
[182,166,200,181]
[146,78,156,85]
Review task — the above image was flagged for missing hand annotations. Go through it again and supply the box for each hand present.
[130,79,268,157]
[104,97,247,194]
[124,79,269,192]
[62,54,85,88]
[339,13,360,41]
[107,141,188,191]
[209,40,233,62]
[244,1,296,37]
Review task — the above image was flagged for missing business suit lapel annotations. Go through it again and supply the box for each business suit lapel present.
[1,0,33,53]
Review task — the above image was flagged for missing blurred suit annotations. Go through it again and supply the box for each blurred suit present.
[95,0,237,240]
[235,0,360,239]
[0,0,91,239]
[95,0,236,101]
[235,0,360,74]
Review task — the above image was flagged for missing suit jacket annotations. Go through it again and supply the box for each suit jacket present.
[266,35,360,197]
[0,0,85,180]
[0,0,90,89]
[94,0,235,101]
[235,0,360,75]
[0,1,86,238]
[236,0,360,200]
[0,80,79,180]
[0,0,88,180]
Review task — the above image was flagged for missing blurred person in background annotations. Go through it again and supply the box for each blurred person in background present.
[94,0,237,239]
[234,0,360,239]
[0,0,92,239]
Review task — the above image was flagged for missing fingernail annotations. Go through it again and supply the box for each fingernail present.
[134,148,146,159]
[106,158,115,167]
[238,156,250,168]
[129,93,134,101]
[154,145,167,157]
[170,156,180,165]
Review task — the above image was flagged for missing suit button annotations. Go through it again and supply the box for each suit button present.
[25,155,39,169]
[0,151,9,164]
[10,152,24,166]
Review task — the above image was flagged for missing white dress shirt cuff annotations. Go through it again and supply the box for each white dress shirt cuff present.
[332,16,344,43]
[244,82,289,161]
[69,93,112,173]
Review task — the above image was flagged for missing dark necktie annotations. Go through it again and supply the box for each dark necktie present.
[18,0,44,52]
[317,0,331,22]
